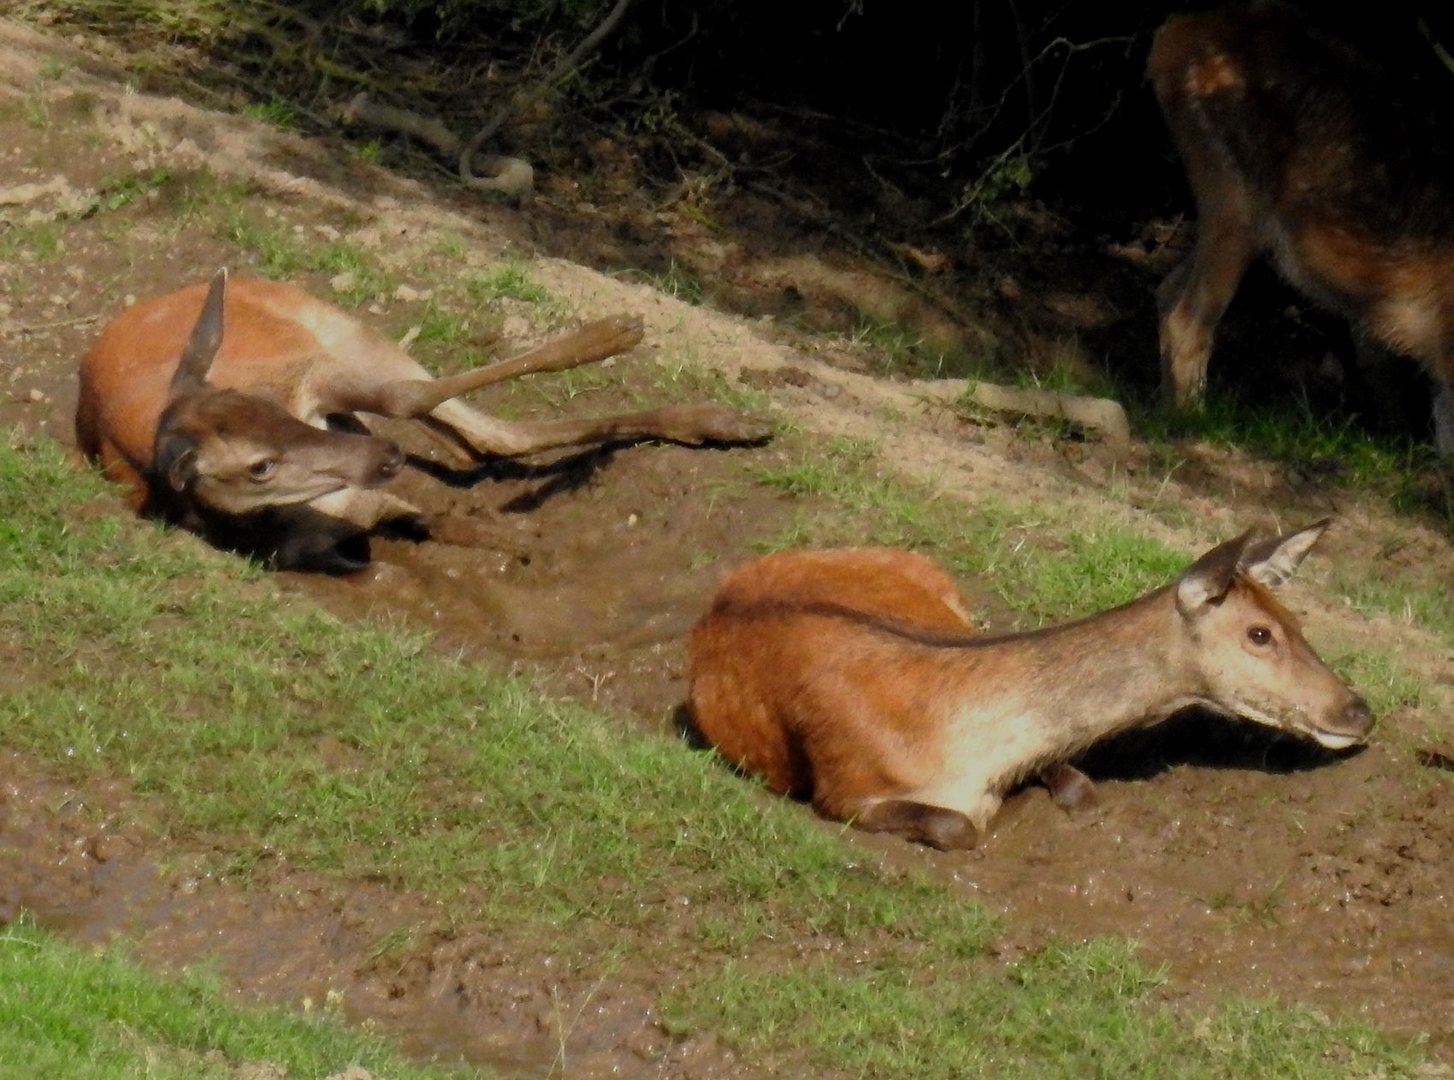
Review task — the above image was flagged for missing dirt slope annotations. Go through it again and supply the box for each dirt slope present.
[3,18,1454,1075]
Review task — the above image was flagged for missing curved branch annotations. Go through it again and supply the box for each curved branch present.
[458,0,638,183]
[338,92,535,200]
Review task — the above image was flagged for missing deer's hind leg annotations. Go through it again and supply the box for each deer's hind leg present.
[424,398,771,459]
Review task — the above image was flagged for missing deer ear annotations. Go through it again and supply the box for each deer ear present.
[1238,518,1330,588]
[154,429,199,493]
[1175,529,1252,615]
[169,268,228,397]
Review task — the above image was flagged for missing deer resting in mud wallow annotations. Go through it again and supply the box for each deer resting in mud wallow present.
[1150,5,1454,448]
[687,523,1373,851]
[75,270,769,572]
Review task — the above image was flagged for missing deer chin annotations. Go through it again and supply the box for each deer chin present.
[1307,727,1366,752]
[1223,698,1343,748]
[1253,706,1369,752]
[195,477,351,516]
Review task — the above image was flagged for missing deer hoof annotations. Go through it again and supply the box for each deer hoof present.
[675,405,774,445]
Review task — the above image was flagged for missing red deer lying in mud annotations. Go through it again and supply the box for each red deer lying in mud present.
[687,524,1372,850]
[76,270,768,572]
[1150,6,1454,447]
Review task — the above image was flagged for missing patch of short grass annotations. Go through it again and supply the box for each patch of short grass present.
[621,260,707,305]
[0,918,481,1079]
[92,167,173,213]
[466,263,551,305]
[241,100,296,130]
[750,435,1182,624]
[15,0,234,43]
[2,438,1433,1074]
[670,936,1421,1079]
[1140,389,1432,495]
[652,352,778,417]
[0,218,66,261]
[1334,569,1454,654]
[220,210,393,301]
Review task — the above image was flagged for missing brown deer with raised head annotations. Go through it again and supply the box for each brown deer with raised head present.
[76,270,769,572]
[1150,5,1454,447]
[687,524,1372,850]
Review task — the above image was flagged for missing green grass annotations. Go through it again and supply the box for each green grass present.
[670,937,1418,1079]
[1139,389,1432,494]
[219,211,390,299]
[1335,570,1454,650]
[750,435,1183,624]
[0,435,1433,1077]
[92,167,173,213]
[466,263,552,305]
[15,0,233,42]
[0,918,481,1079]
[621,260,707,305]
[0,58,1444,1074]
[240,100,296,130]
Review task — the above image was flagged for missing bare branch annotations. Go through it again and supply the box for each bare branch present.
[458,0,638,184]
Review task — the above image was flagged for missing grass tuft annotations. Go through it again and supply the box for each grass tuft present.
[0,918,479,1079]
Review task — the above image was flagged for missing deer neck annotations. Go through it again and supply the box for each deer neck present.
[937,587,1201,759]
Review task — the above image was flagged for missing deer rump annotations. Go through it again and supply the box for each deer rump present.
[76,271,768,572]
[1151,5,1454,440]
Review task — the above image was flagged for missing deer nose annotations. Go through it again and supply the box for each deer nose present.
[377,441,406,479]
[1344,696,1375,736]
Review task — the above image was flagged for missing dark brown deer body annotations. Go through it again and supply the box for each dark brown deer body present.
[687,525,1372,850]
[76,271,768,571]
[1150,6,1454,446]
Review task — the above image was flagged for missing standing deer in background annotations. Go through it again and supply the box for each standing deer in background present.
[687,524,1372,850]
[1150,5,1454,448]
[76,270,770,572]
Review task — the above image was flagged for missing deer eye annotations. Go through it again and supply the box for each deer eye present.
[247,458,278,482]
[1247,626,1273,646]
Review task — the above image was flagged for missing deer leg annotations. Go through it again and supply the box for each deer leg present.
[424,398,771,458]
[1159,229,1254,404]
[850,799,979,851]
[1039,762,1098,813]
[359,316,647,418]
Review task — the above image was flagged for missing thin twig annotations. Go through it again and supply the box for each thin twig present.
[9,313,102,334]
[458,0,638,182]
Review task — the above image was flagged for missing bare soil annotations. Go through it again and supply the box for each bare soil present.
[4,19,1454,1077]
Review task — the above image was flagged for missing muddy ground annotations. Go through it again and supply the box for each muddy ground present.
[4,18,1454,1077]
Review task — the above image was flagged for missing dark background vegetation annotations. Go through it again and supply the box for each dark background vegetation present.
[65,1,1454,226]
[31,0,1454,446]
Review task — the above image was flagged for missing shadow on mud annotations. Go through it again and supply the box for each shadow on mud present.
[410,429,772,515]
[1074,706,1365,782]
[407,443,622,511]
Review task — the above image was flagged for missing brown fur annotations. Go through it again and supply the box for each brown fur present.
[688,527,1373,850]
[76,272,770,571]
[1149,6,1454,447]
